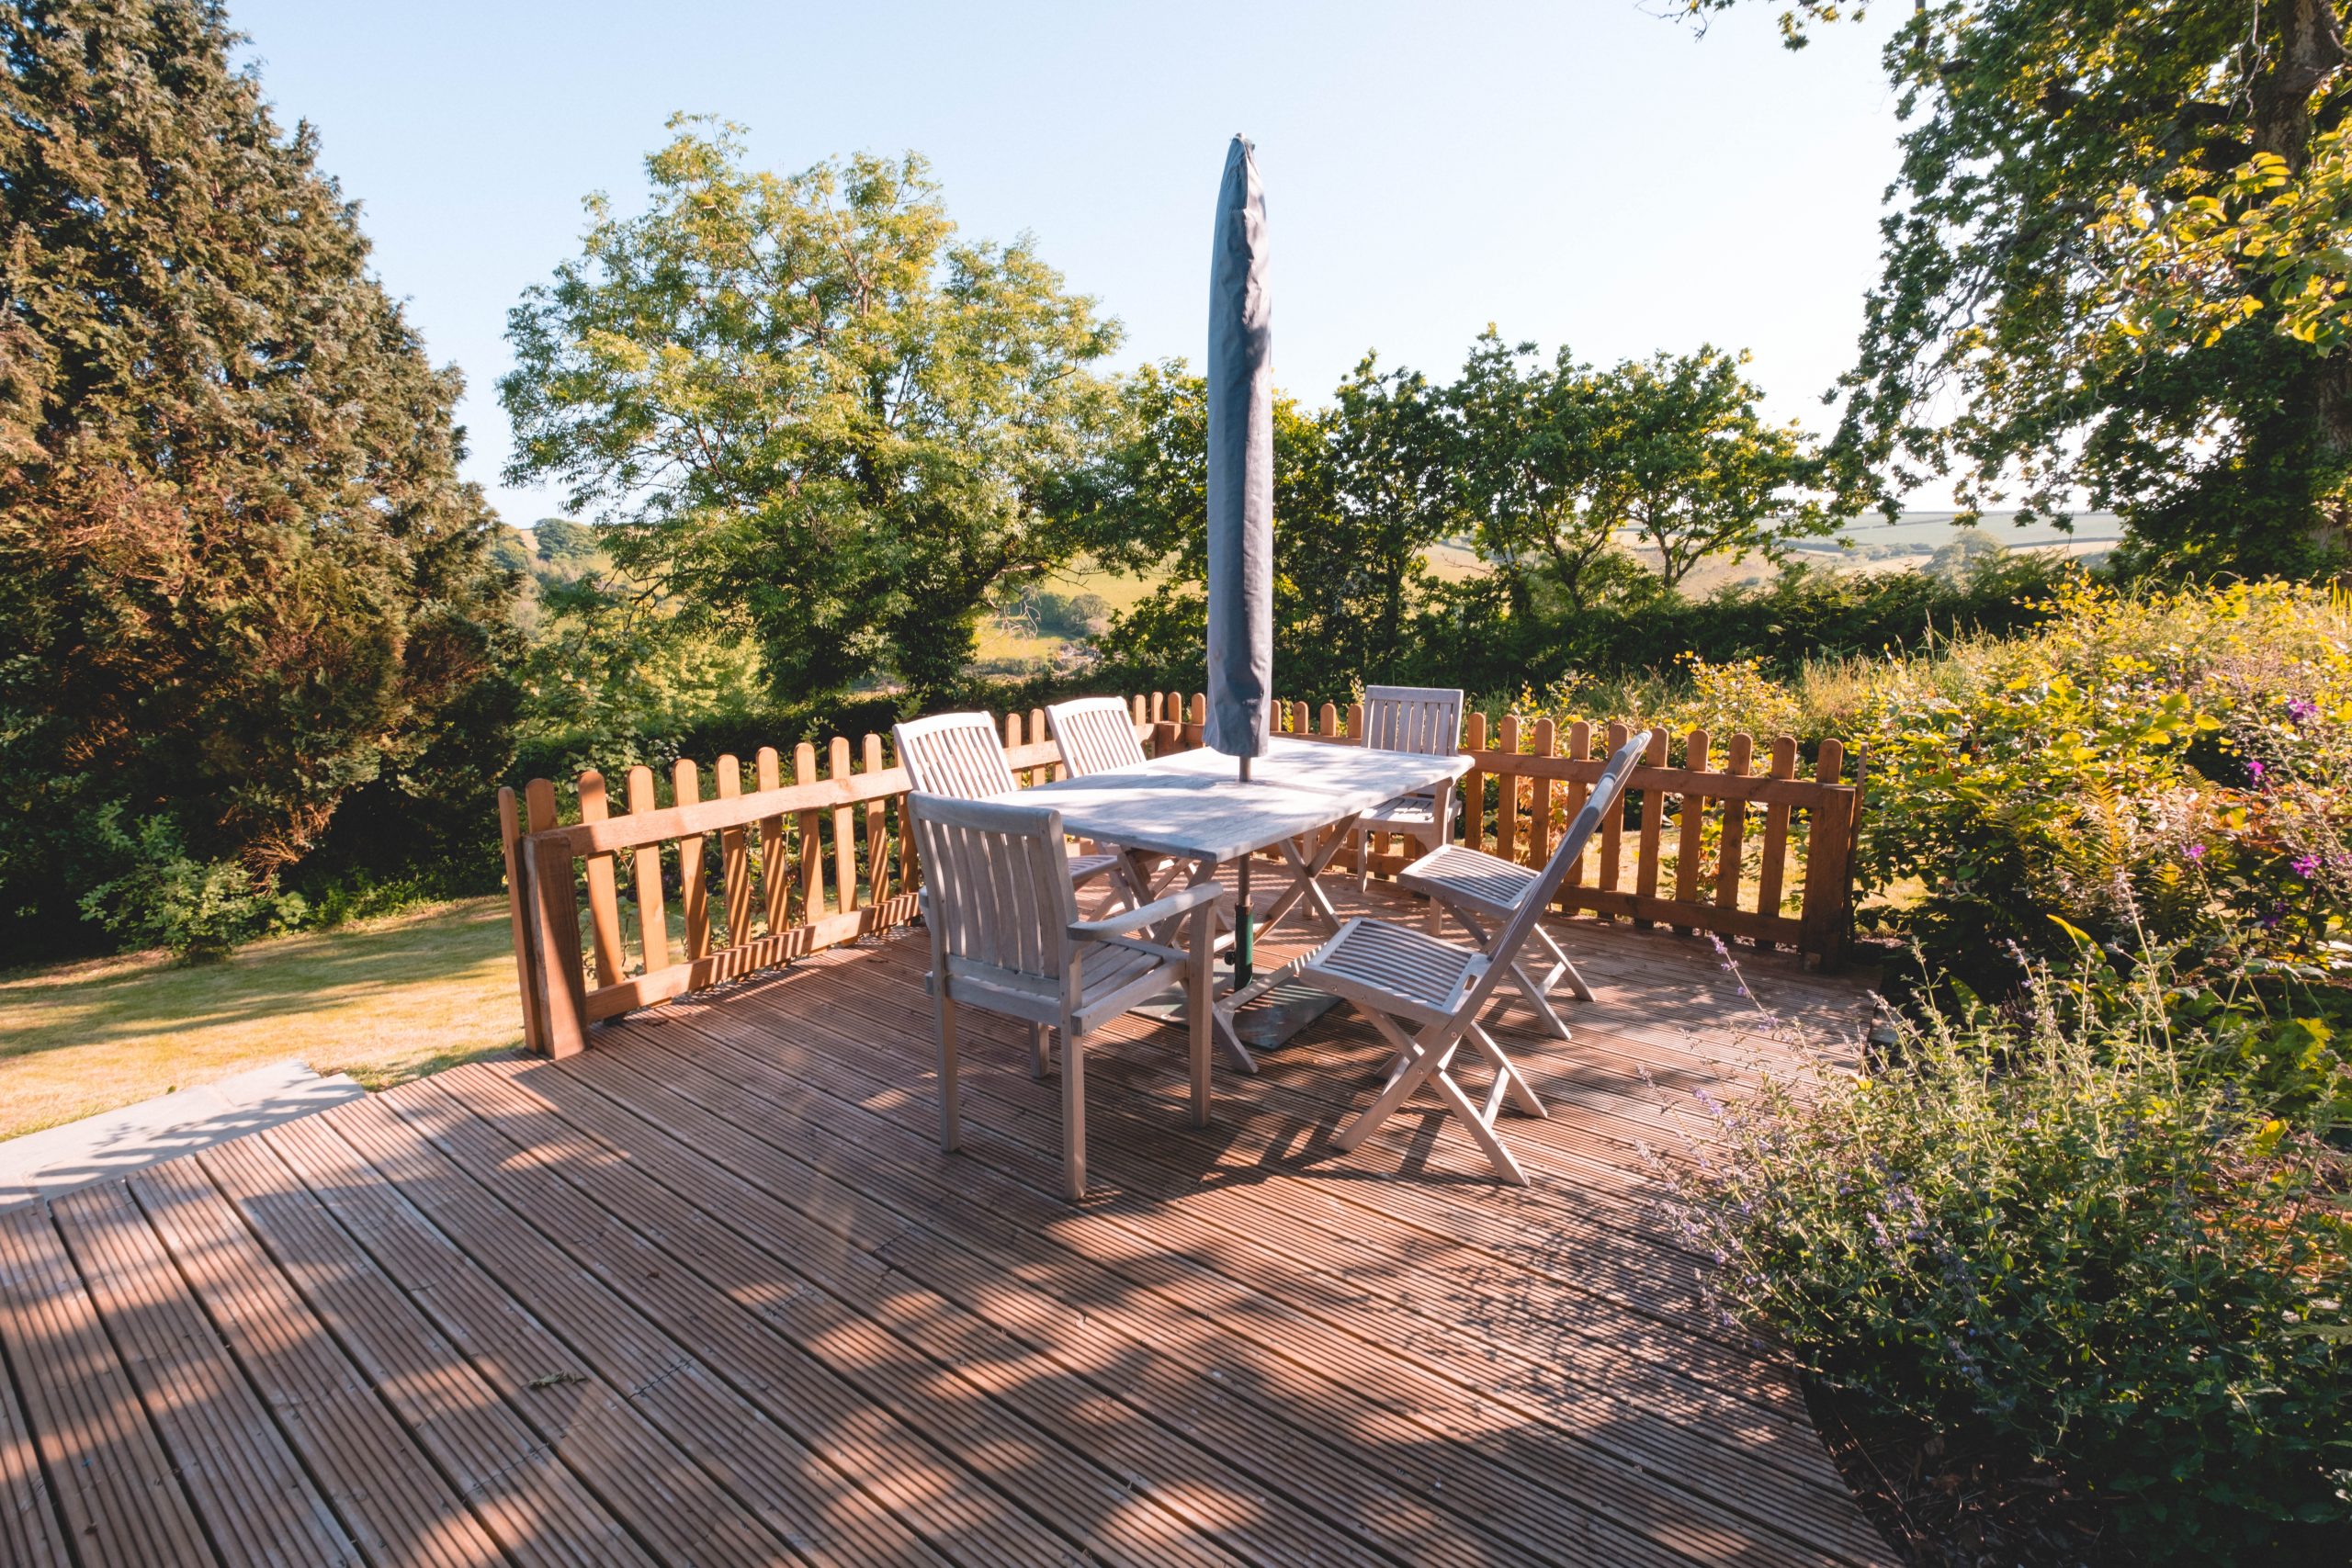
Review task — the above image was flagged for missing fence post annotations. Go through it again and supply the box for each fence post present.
[1800,739,1859,970]
[497,787,546,1056]
[528,833,590,1058]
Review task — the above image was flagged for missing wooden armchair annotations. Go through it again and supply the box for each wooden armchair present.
[893,711,1134,908]
[1352,685,1466,899]
[908,793,1220,1201]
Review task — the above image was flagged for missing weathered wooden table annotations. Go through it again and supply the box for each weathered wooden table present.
[1003,735,1471,1072]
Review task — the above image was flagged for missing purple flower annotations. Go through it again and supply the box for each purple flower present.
[2287,697,2318,724]
[2184,842,2206,863]
[2293,853,2320,879]
[2248,759,2267,784]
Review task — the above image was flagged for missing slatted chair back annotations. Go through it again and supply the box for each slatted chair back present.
[1046,696,1148,777]
[1360,685,1464,757]
[893,712,1020,800]
[1460,729,1651,1014]
[907,794,1080,987]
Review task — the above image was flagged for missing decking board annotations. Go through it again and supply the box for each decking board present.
[0,885,1894,1567]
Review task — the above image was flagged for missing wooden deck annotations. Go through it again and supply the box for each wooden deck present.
[0,880,1894,1567]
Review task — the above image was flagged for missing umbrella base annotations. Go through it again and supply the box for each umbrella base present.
[1132,981,1342,1050]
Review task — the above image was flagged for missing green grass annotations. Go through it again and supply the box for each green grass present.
[0,897,526,1142]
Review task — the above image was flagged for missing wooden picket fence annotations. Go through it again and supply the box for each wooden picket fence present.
[501,691,1865,1057]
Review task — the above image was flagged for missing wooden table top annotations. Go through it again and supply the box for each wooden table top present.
[1003,736,1469,861]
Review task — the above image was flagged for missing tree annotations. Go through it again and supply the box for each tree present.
[1447,332,1632,616]
[0,0,514,953]
[1689,0,2352,574]
[1586,346,1830,592]
[533,517,598,564]
[1054,359,1341,692]
[1310,355,1453,682]
[503,118,1123,708]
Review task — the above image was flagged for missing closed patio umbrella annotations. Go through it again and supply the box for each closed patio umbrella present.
[1205,133,1272,775]
[1205,134,1273,985]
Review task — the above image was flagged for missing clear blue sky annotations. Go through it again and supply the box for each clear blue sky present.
[228,0,1920,526]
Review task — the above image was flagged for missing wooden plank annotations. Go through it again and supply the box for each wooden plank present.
[1756,736,1800,939]
[1800,739,1858,969]
[128,1156,508,1568]
[1598,721,1627,908]
[196,1134,651,1568]
[626,765,668,975]
[1496,713,1521,865]
[325,1092,961,1568]
[262,1112,789,1567]
[608,990,1877,1567]
[863,734,891,905]
[1631,728,1670,930]
[1529,717,1556,873]
[1715,734,1755,912]
[0,1205,214,1567]
[673,760,711,961]
[49,1181,358,1565]
[1461,711,1487,852]
[831,737,858,912]
[797,741,825,924]
[530,831,590,1058]
[718,754,752,945]
[576,771,626,988]
[498,786,547,1058]
[1674,729,1709,932]
[531,1052,1611,1568]
[0,1248,66,1568]
[1560,720,1588,891]
[755,747,789,935]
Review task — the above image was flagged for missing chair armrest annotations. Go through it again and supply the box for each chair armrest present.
[1067,879,1223,940]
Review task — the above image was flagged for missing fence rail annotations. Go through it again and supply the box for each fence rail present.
[502,692,1864,1056]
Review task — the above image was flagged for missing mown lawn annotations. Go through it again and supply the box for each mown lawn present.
[0,897,524,1142]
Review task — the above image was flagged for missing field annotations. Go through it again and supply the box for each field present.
[0,898,524,1142]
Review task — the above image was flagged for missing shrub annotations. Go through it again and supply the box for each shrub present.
[1850,580,2352,989]
[76,813,300,964]
[1668,949,2352,1562]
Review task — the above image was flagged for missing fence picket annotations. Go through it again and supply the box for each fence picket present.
[575,771,626,987]
[1634,728,1671,929]
[1757,735,1800,939]
[1598,721,1628,910]
[1716,733,1755,911]
[755,747,788,934]
[626,765,668,974]
[862,734,889,905]
[1675,728,1709,932]
[796,740,824,919]
[718,755,752,945]
[1462,711,1487,852]
[673,760,710,961]
[831,737,857,912]
[1496,713,1521,865]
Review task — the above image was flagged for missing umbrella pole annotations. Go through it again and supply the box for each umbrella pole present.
[1234,755,1254,987]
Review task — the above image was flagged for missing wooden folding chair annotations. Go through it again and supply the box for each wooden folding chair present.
[1352,685,1465,901]
[908,793,1220,1201]
[894,710,1136,908]
[1395,846,1595,1040]
[1045,695,1193,902]
[1299,730,1653,1184]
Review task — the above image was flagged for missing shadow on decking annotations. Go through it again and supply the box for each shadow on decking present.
[0,882,1895,1568]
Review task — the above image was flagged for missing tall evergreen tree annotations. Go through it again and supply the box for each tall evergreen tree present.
[0,0,514,952]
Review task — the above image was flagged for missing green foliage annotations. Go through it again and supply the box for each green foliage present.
[1448,330,1837,609]
[77,813,300,964]
[1852,580,2352,993]
[1688,0,2352,574]
[532,517,598,564]
[1669,949,2352,1562]
[0,0,516,960]
[502,117,1122,709]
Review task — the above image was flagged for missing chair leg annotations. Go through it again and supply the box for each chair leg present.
[1356,827,1372,895]
[1027,1021,1047,1079]
[1061,1009,1087,1201]
[1468,1020,1548,1117]
[1187,908,1215,1129]
[935,994,961,1153]
[1509,959,1574,1040]
[1533,923,1595,1002]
